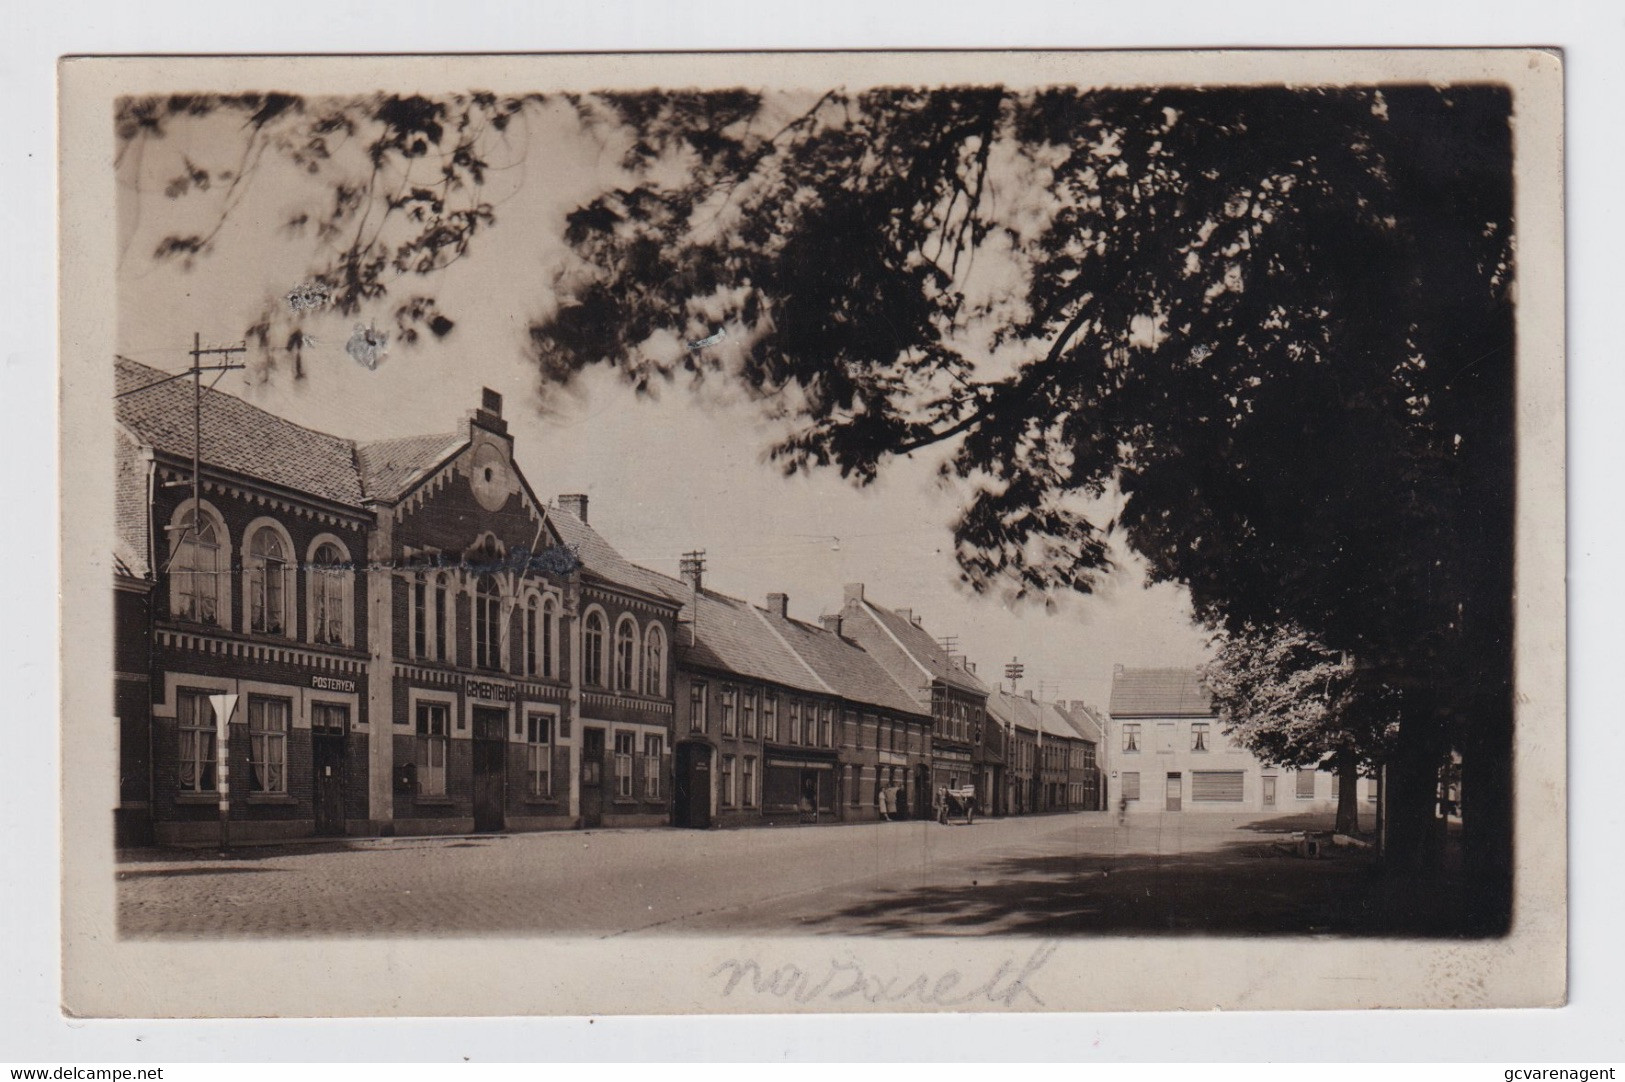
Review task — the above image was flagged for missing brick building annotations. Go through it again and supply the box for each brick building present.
[835,585,994,818]
[113,358,679,844]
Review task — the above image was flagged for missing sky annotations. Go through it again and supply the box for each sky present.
[114,93,1213,712]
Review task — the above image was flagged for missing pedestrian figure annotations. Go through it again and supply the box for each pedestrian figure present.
[1117,794,1129,827]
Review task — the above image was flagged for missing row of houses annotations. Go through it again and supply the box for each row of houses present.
[111,359,1109,845]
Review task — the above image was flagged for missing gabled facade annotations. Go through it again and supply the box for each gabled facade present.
[114,358,679,844]
[836,584,993,816]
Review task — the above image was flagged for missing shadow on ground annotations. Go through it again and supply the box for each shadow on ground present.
[797,834,1477,938]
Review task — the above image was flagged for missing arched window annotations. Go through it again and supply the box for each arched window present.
[434,572,451,663]
[613,616,638,691]
[169,504,225,626]
[524,595,539,677]
[310,540,350,646]
[642,623,666,697]
[541,597,558,678]
[583,609,606,686]
[475,576,502,671]
[247,523,292,636]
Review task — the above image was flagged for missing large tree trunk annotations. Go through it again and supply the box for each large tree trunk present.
[1334,748,1360,835]
[1383,693,1448,874]
[1459,691,1514,935]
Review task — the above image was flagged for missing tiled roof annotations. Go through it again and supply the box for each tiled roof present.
[857,598,990,696]
[116,357,364,506]
[986,688,1046,733]
[760,609,929,718]
[114,426,151,577]
[988,690,1102,743]
[356,433,464,501]
[1059,702,1105,744]
[1108,667,1214,717]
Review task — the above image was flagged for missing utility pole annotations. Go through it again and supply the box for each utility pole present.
[1003,656,1025,694]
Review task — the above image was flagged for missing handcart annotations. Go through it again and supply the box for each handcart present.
[936,786,977,825]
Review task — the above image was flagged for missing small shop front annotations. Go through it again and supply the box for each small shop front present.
[763,746,839,820]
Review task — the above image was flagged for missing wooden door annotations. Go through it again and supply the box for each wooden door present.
[312,733,346,836]
[673,742,712,828]
[472,707,507,833]
[581,727,605,828]
[1263,775,1277,807]
[1165,772,1183,812]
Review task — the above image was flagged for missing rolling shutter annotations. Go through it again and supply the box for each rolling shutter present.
[1191,770,1245,802]
[1122,771,1141,800]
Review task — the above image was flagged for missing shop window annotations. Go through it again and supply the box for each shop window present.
[526,714,552,797]
[176,689,217,793]
[689,681,707,733]
[309,541,350,646]
[583,610,606,686]
[247,696,289,794]
[643,734,663,799]
[642,622,665,696]
[1122,724,1141,754]
[720,754,736,807]
[614,731,635,797]
[741,755,756,808]
[169,505,226,627]
[1191,723,1210,753]
[613,616,638,692]
[247,524,292,636]
[416,702,448,796]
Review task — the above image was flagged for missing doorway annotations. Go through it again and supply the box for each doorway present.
[580,726,605,828]
[673,742,713,828]
[312,732,346,836]
[1165,772,1183,812]
[1263,775,1277,808]
[472,706,507,833]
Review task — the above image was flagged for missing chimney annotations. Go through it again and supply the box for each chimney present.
[967,661,977,675]
[911,613,923,627]
[843,583,865,605]
[1026,689,1035,702]
[470,387,508,435]
[557,494,589,523]
[896,607,913,624]
[767,593,789,618]
[820,613,843,636]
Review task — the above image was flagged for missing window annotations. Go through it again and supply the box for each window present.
[1122,771,1141,801]
[1191,723,1209,752]
[849,764,861,806]
[310,701,348,733]
[613,617,638,691]
[434,575,449,662]
[526,714,552,797]
[614,731,635,797]
[721,687,737,736]
[310,541,349,645]
[415,702,448,796]
[475,576,502,670]
[524,597,539,677]
[643,734,663,799]
[583,611,605,686]
[170,506,224,626]
[720,754,736,806]
[176,689,217,793]
[1191,770,1245,802]
[1296,769,1317,799]
[247,525,291,636]
[742,755,756,808]
[541,597,557,677]
[788,700,802,744]
[1122,723,1141,753]
[642,623,665,696]
[689,681,707,733]
[247,697,289,794]
[413,579,428,658]
[819,705,832,747]
[741,691,757,738]
[762,694,778,742]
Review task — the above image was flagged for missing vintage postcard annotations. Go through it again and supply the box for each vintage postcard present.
[59,50,1566,1017]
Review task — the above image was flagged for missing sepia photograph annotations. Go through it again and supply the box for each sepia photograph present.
[59,49,1566,1017]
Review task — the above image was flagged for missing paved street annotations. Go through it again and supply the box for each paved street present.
[119,811,1461,939]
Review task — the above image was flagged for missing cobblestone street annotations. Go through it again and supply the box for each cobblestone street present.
[116,810,1467,939]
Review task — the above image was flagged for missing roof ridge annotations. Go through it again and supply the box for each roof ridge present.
[117,356,366,451]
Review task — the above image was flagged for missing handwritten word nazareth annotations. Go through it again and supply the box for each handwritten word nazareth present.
[709,942,1056,1008]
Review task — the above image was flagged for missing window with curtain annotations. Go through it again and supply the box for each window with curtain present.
[613,617,637,691]
[176,689,217,793]
[415,702,449,796]
[170,507,223,626]
[248,525,291,636]
[584,611,605,686]
[475,576,502,670]
[248,697,289,794]
[642,623,665,696]
[311,542,349,646]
